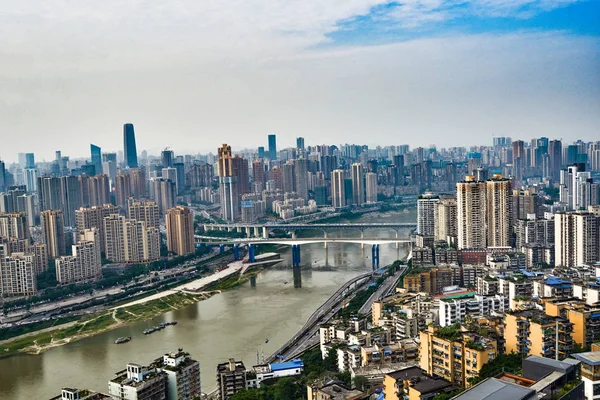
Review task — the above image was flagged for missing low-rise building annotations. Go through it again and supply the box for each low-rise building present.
[247,359,304,389]
[383,366,456,400]
[152,350,201,400]
[438,293,508,327]
[307,379,368,400]
[216,359,247,400]
[50,388,110,400]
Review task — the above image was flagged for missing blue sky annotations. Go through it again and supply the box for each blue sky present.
[328,1,600,46]
[0,0,598,160]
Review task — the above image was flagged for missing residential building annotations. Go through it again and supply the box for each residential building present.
[50,388,110,400]
[331,170,346,209]
[152,350,201,400]
[0,212,29,240]
[545,299,600,349]
[351,163,365,206]
[55,229,102,284]
[383,366,455,400]
[218,144,239,222]
[365,172,377,204]
[108,363,167,400]
[40,209,66,258]
[417,192,439,236]
[486,174,512,247]
[104,215,160,263]
[307,379,367,400]
[403,268,453,295]
[457,176,486,249]
[439,293,508,327]
[115,173,131,209]
[216,359,247,400]
[127,200,160,229]
[165,206,195,256]
[504,309,574,360]
[75,204,119,253]
[247,359,304,389]
[0,253,37,296]
[555,211,599,267]
[420,325,497,388]
[435,197,457,244]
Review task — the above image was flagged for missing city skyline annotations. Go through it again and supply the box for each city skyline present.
[1,1,598,160]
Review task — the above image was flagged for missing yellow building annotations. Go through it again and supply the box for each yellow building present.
[419,325,497,388]
[403,268,453,295]
[504,309,573,360]
[383,366,454,400]
[544,299,600,348]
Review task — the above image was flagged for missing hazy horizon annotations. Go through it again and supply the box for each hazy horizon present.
[1,1,598,162]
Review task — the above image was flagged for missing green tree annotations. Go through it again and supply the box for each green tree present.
[353,375,369,391]
[230,390,266,400]
[336,371,351,387]
[271,377,303,400]
[323,348,338,372]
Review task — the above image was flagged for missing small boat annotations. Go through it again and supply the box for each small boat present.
[284,281,288,284]
[265,339,269,343]
[143,328,155,335]
[115,337,131,344]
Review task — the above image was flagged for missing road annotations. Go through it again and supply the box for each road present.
[358,265,408,315]
[266,271,374,363]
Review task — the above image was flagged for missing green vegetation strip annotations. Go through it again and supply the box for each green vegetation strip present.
[0,292,203,358]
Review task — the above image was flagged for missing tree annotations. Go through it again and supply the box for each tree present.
[323,348,338,372]
[336,371,351,387]
[271,377,303,400]
[353,375,369,391]
[230,390,266,400]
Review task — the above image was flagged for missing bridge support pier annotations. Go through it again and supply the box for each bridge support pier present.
[361,230,365,249]
[233,244,240,261]
[292,245,301,268]
[254,226,260,238]
[219,244,225,254]
[371,244,380,271]
[262,227,269,239]
[246,227,251,238]
[323,232,328,249]
[291,231,297,240]
[395,230,400,249]
[248,244,256,263]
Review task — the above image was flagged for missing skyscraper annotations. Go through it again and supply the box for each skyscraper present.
[555,211,599,267]
[435,197,457,244]
[0,253,37,296]
[296,137,305,150]
[294,159,309,203]
[351,163,365,206]
[331,170,346,209]
[417,192,439,236]
[457,176,486,249]
[161,149,174,168]
[40,210,66,258]
[25,153,35,169]
[104,215,160,263]
[165,206,195,256]
[549,140,562,181]
[60,175,81,227]
[115,173,132,208]
[268,134,277,160]
[486,174,512,247]
[366,172,378,204]
[55,229,102,284]
[0,160,6,192]
[123,123,138,168]
[218,144,239,222]
[90,144,102,175]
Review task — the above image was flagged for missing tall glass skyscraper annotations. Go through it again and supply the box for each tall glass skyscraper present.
[268,134,277,160]
[90,144,102,175]
[123,123,138,168]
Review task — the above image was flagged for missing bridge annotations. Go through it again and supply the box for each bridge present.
[195,235,413,270]
[203,222,416,240]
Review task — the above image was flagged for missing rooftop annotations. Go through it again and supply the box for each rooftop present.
[270,359,304,372]
[572,351,600,366]
[451,378,536,400]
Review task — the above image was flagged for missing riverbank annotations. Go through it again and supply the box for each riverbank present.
[0,291,211,358]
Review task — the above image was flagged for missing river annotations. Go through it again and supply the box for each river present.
[0,208,415,399]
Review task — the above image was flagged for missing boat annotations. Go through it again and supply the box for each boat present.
[265,339,269,343]
[114,337,131,344]
[143,328,155,335]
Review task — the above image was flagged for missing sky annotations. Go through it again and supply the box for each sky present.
[0,0,599,162]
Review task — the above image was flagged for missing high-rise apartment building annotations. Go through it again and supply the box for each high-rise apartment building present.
[555,211,599,267]
[351,163,365,206]
[165,206,195,256]
[231,156,250,196]
[104,215,160,263]
[115,173,131,209]
[548,139,563,180]
[294,159,309,203]
[0,212,29,240]
[435,197,457,244]
[108,363,167,400]
[486,174,512,247]
[152,178,176,215]
[55,229,102,284]
[40,210,66,258]
[457,176,486,249]
[127,200,160,228]
[130,168,147,197]
[417,192,439,236]
[268,134,277,160]
[0,253,37,296]
[75,204,118,253]
[38,176,62,212]
[89,174,111,207]
[152,350,202,400]
[123,123,138,168]
[365,172,377,204]
[252,159,265,191]
[331,170,346,209]
[218,144,239,222]
[60,175,81,227]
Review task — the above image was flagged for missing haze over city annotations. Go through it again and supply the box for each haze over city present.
[1,0,599,160]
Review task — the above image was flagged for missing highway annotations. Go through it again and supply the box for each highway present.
[358,265,408,315]
[266,271,374,363]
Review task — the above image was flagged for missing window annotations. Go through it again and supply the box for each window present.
[594,383,600,396]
